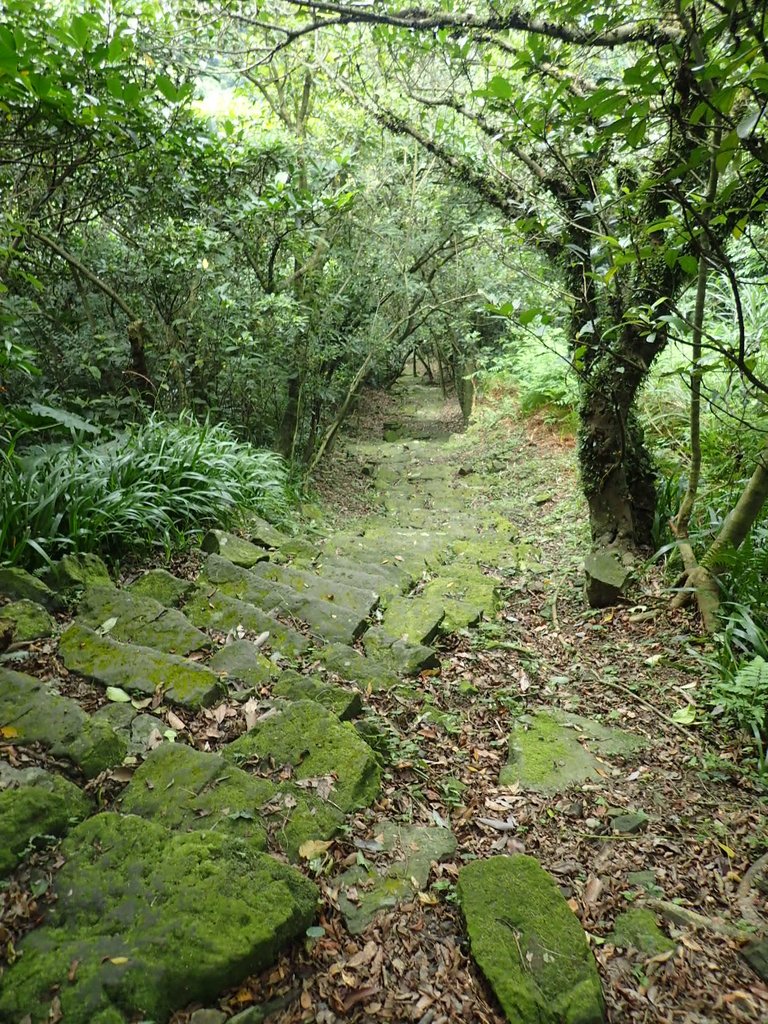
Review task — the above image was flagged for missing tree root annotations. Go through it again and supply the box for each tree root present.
[644,897,758,941]
[737,852,768,931]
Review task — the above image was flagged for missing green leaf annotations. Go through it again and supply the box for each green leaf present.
[671,705,696,725]
[519,308,539,326]
[487,75,512,100]
[305,926,326,939]
[106,686,132,703]
[97,616,118,635]
[677,253,698,276]
[156,74,179,103]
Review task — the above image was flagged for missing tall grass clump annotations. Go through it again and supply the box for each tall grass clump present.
[0,412,291,568]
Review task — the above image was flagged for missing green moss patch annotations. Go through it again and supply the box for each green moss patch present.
[0,813,318,1024]
[77,585,209,655]
[0,567,59,610]
[223,700,380,812]
[0,766,92,877]
[0,668,126,777]
[127,568,193,606]
[608,909,676,956]
[500,710,645,793]
[362,627,439,675]
[47,552,111,592]
[0,599,55,642]
[273,669,363,720]
[59,623,225,709]
[381,595,446,645]
[184,587,309,659]
[458,855,605,1024]
[315,643,399,691]
[209,639,279,691]
[202,529,271,568]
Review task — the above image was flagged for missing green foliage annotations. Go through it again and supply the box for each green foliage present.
[711,655,768,770]
[0,414,290,569]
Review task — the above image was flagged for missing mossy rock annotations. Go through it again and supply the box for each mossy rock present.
[0,599,55,642]
[119,743,271,851]
[92,703,166,756]
[77,585,209,655]
[202,529,271,568]
[273,669,363,721]
[0,567,59,610]
[0,668,126,778]
[315,643,399,691]
[421,561,499,631]
[127,568,192,607]
[337,822,456,934]
[0,766,92,877]
[500,710,645,793]
[247,516,288,549]
[362,627,439,675]
[209,640,279,690]
[248,560,379,620]
[222,700,380,813]
[47,553,111,592]
[59,623,225,710]
[608,909,676,956]
[184,586,309,659]
[381,595,446,645]
[0,813,318,1024]
[458,855,605,1024]
[584,551,629,608]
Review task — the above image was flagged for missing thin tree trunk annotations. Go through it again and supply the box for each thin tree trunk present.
[307,351,374,475]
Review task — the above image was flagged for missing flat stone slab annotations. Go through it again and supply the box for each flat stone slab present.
[458,855,605,1024]
[421,561,499,631]
[209,640,279,690]
[247,516,288,549]
[0,599,55,642]
[0,668,126,777]
[92,702,167,756]
[185,586,309,659]
[312,552,412,596]
[315,643,399,691]
[223,700,380,813]
[119,742,271,851]
[248,560,379,620]
[337,822,456,934]
[127,568,192,606]
[273,669,363,720]
[0,813,318,1024]
[77,585,209,655]
[0,567,59,610]
[59,623,225,710]
[362,627,439,675]
[0,764,92,877]
[202,555,367,645]
[500,710,645,793]
[584,550,630,608]
[202,529,271,568]
[381,595,445,645]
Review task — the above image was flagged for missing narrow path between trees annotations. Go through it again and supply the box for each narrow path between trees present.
[1,379,767,1024]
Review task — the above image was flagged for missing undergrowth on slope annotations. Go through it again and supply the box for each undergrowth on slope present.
[0,412,291,569]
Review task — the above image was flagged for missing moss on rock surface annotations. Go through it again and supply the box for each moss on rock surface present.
[47,552,111,592]
[0,813,318,1024]
[223,700,380,812]
[273,669,363,720]
[184,587,309,659]
[500,710,645,793]
[202,529,271,568]
[0,599,55,641]
[77,585,209,655]
[380,595,446,645]
[0,668,126,777]
[119,743,270,851]
[458,855,605,1024]
[608,909,676,955]
[208,639,279,690]
[0,567,59,610]
[0,767,91,877]
[59,623,225,709]
[127,569,192,606]
[315,643,399,690]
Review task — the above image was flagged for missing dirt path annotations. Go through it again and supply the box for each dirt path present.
[274,379,768,1024]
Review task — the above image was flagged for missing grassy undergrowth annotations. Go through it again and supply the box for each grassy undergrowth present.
[0,412,292,570]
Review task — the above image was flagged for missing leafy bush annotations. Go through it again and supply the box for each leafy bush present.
[0,413,290,568]
[710,655,768,771]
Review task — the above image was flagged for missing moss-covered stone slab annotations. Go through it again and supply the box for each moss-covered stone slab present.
[247,516,288,549]
[77,585,209,655]
[92,703,167,756]
[59,623,225,710]
[202,529,271,568]
[0,765,92,877]
[273,669,363,721]
[209,640,279,690]
[608,909,676,956]
[500,710,645,793]
[184,586,309,659]
[0,668,126,777]
[201,555,368,645]
[223,700,380,813]
[584,550,629,608]
[381,595,445,645]
[314,552,412,595]
[421,562,499,631]
[249,561,379,620]
[0,567,59,610]
[47,552,111,592]
[362,627,439,675]
[119,743,271,851]
[0,599,55,641]
[127,568,192,607]
[0,813,318,1024]
[458,855,605,1024]
[337,822,456,934]
[315,643,399,691]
